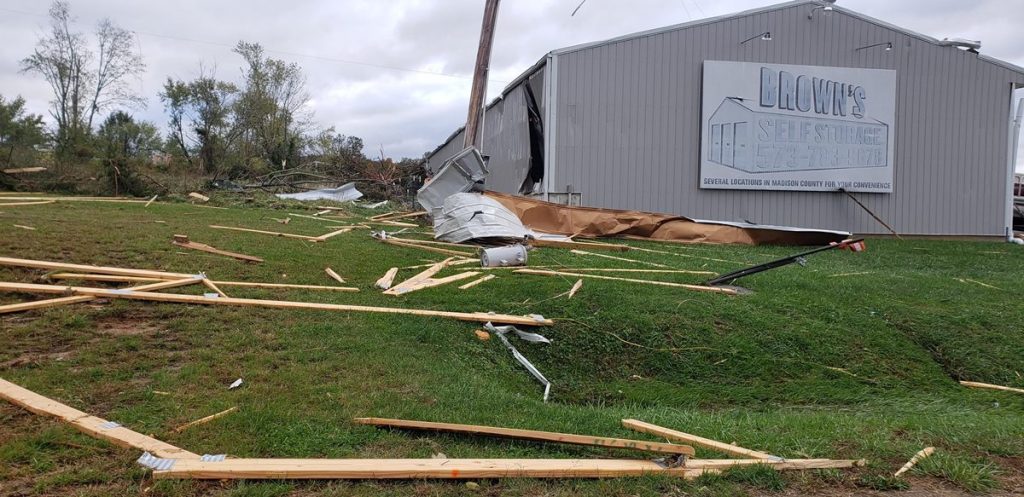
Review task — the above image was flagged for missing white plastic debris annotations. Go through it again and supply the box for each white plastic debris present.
[484,322,552,401]
[276,183,363,202]
[228,378,243,390]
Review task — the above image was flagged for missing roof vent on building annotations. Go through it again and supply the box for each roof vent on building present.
[939,38,982,51]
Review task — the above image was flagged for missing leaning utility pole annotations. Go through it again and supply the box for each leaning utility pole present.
[463,0,501,149]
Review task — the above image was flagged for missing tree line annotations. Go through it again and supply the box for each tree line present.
[1,1,419,197]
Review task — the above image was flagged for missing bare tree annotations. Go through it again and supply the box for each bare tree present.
[20,1,144,156]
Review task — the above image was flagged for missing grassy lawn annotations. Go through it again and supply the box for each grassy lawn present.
[1,196,1023,496]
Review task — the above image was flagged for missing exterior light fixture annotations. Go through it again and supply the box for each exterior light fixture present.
[807,5,834,19]
[740,31,772,45]
[855,41,894,52]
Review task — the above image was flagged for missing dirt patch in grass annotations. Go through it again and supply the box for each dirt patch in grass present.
[0,351,73,370]
[94,318,164,337]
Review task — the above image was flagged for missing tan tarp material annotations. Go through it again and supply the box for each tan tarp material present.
[485,191,848,246]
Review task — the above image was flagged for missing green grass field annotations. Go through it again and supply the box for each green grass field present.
[1,196,1023,496]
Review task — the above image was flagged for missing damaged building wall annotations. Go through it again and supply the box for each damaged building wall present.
[426,65,547,196]
[547,2,1024,236]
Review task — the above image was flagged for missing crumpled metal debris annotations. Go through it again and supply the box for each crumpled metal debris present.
[417,147,489,214]
[485,322,551,401]
[276,182,363,202]
[433,193,529,243]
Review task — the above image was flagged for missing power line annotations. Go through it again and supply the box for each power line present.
[0,6,508,84]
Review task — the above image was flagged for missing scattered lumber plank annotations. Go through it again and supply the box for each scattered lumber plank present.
[145,195,158,207]
[0,281,552,326]
[2,167,47,174]
[570,249,671,268]
[12,224,36,230]
[153,458,715,480]
[201,279,230,298]
[353,417,694,455]
[315,205,348,212]
[373,210,427,221]
[624,245,741,264]
[209,225,322,242]
[384,258,452,295]
[0,277,203,315]
[530,239,629,252]
[380,238,476,258]
[0,196,148,203]
[0,378,198,459]
[287,213,349,224]
[459,274,495,290]
[567,279,583,298]
[0,256,195,279]
[556,268,715,275]
[172,235,264,263]
[388,272,481,295]
[959,380,1024,394]
[325,267,346,284]
[188,192,210,202]
[47,273,359,292]
[515,269,737,295]
[375,268,400,290]
[314,227,353,241]
[388,237,475,249]
[894,447,934,477]
[366,220,419,228]
[173,407,239,433]
[622,419,777,459]
[0,200,56,207]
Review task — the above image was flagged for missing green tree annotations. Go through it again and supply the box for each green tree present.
[159,74,239,174]
[95,111,160,195]
[0,95,47,170]
[21,1,144,160]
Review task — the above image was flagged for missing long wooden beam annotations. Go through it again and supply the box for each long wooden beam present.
[530,239,629,252]
[152,457,862,480]
[0,200,57,207]
[381,238,476,258]
[208,225,323,242]
[0,281,552,326]
[960,380,1024,394]
[0,378,198,459]
[47,273,359,292]
[622,419,777,460]
[515,269,737,295]
[570,249,671,268]
[353,417,694,455]
[0,277,203,315]
[0,256,194,279]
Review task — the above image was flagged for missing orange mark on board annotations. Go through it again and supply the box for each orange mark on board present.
[451,469,460,478]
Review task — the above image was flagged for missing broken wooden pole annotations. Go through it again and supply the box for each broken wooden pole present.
[354,417,694,455]
[324,267,346,284]
[459,274,495,290]
[515,269,737,295]
[570,249,671,268]
[894,447,935,477]
[959,380,1024,394]
[375,268,400,290]
[622,419,779,460]
[0,256,195,280]
[46,273,359,292]
[0,277,203,315]
[0,281,552,326]
[208,225,323,242]
[173,407,239,433]
[172,235,264,263]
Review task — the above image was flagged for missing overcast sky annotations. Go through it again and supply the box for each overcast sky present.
[1,0,1022,168]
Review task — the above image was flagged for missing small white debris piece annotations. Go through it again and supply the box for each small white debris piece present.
[228,378,243,390]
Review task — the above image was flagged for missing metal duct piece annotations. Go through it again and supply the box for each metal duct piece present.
[417,147,489,214]
[433,192,530,243]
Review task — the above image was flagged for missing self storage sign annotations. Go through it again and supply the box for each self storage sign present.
[700,61,896,193]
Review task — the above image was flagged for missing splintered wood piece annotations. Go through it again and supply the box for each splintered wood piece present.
[173,406,239,433]
[960,381,1024,394]
[529,239,629,252]
[381,238,476,258]
[374,211,427,221]
[515,269,736,295]
[384,258,453,295]
[387,272,480,296]
[458,274,495,290]
[0,256,196,280]
[153,458,715,480]
[894,447,935,477]
[567,279,583,298]
[2,167,47,174]
[202,279,230,298]
[145,195,158,207]
[570,250,670,268]
[315,227,352,241]
[12,224,36,230]
[375,268,400,290]
[545,268,716,275]
[171,236,265,263]
[209,225,322,242]
[188,192,210,202]
[0,281,553,326]
[324,268,346,284]
[47,274,359,292]
[0,200,56,207]
[353,417,694,455]
[0,378,199,459]
[0,277,203,315]
[622,419,777,460]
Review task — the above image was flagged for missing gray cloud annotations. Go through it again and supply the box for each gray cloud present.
[1,0,1021,166]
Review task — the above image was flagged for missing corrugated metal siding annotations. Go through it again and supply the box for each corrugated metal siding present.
[550,4,1024,235]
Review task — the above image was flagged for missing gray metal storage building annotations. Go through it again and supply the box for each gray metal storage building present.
[425,0,1024,238]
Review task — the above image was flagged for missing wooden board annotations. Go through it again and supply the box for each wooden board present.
[353,417,694,455]
[0,378,198,459]
[0,281,553,326]
[375,268,400,290]
[515,269,737,295]
[324,268,346,284]
[381,238,476,258]
[384,258,453,295]
[0,200,56,207]
[173,406,239,433]
[386,272,480,296]
[960,380,1024,394]
[530,239,629,252]
[0,277,203,315]
[458,274,495,290]
[567,279,583,298]
[570,250,671,268]
[47,273,359,292]
[0,256,195,279]
[2,167,47,174]
[209,225,323,242]
[154,458,715,480]
[622,419,777,459]
[172,236,264,263]
[315,227,353,241]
